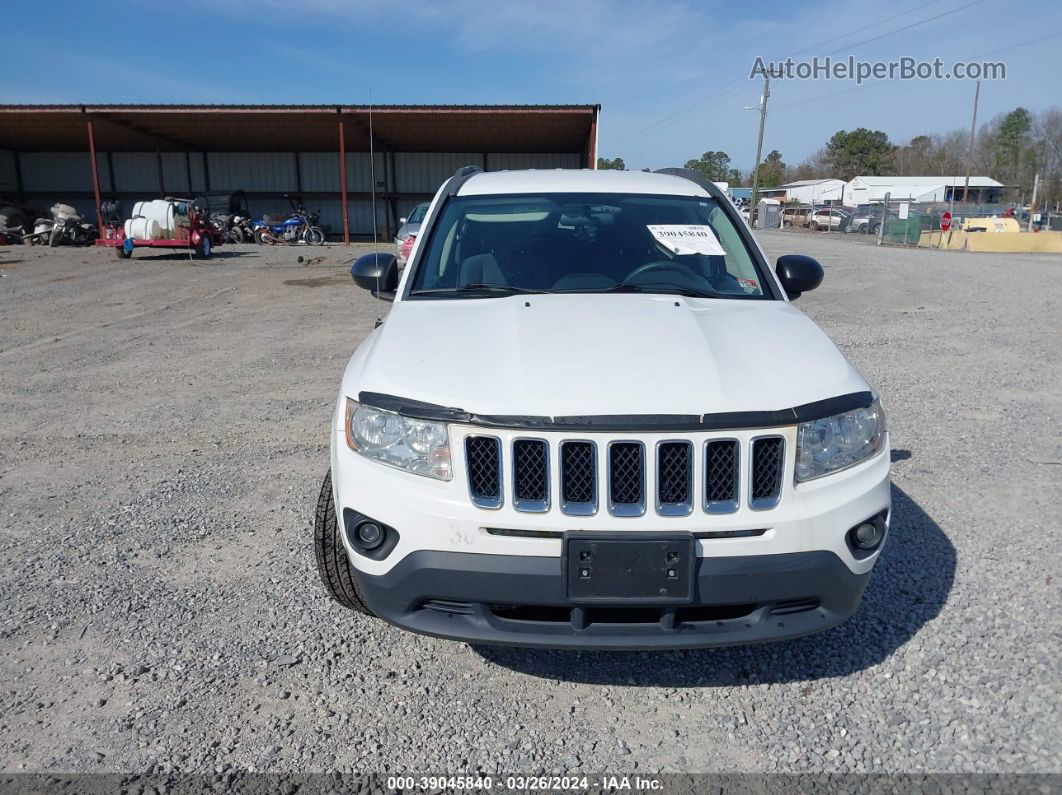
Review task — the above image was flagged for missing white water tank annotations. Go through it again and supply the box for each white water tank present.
[124,217,162,240]
[125,199,189,239]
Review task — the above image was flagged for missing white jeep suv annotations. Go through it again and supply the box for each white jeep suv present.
[315,166,890,650]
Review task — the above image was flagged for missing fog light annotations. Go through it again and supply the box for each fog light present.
[852,521,883,550]
[356,522,384,549]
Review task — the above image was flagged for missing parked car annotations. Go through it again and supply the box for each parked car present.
[810,207,851,231]
[394,202,429,266]
[848,205,897,235]
[315,166,891,650]
[782,206,814,228]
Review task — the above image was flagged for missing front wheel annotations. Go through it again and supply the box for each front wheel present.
[228,227,245,244]
[314,470,373,615]
[304,226,325,245]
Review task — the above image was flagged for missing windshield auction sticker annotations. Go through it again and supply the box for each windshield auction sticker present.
[647,224,727,256]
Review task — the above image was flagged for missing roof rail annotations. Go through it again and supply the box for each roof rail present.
[653,167,727,201]
[446,165,483,196]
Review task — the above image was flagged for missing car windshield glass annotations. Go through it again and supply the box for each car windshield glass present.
[409,192,770,299]
[407,204,429,224]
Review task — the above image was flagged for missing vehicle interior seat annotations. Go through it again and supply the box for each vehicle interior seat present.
[457,252,508,286]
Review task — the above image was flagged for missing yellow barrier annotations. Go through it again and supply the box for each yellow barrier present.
[918,229,1062,253]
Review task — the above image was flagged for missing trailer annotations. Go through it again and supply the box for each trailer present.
[95,197,223,259]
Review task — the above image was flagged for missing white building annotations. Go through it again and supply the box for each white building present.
[761,178,846,205]
[844,176,1005,205]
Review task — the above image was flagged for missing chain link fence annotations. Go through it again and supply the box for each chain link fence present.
[771,198,1056,247]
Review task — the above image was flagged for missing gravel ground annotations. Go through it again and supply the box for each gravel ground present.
[0,234,1059,778]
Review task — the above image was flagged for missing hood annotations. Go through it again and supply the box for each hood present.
[347,294,869,418]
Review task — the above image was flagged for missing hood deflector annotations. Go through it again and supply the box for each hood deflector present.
[358,390,874,432]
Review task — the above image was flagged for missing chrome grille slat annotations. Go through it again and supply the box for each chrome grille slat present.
[656,440,693,516]
[705,439,740,514]
[607,441,645,517]
[512,438,549,513]
[465,435,503,509]
[560,440,597,516]
[750,436,784,510]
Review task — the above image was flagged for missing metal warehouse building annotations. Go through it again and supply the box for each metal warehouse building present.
[0,104,600,242]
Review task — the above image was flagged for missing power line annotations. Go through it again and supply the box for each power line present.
[773,79,889,111]
[973,31,1062,58]
[611,0,972,145]
[822,0,984,57]
[772,30,1061,113]
[787,0,944,57]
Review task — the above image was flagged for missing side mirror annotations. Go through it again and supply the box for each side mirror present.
[775,254,823,300]
[398,217,407,225]
[351,252,399,300]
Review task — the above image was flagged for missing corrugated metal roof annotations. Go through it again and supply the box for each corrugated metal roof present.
[0,103,599,110]
[0,104,598,153]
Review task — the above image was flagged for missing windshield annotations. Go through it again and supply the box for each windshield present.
[407,203,429,224]
[408,192,772,299]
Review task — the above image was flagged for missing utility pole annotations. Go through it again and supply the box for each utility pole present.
[749,74,770,226]
[962,79,981,203]
[1028,172,1040,232]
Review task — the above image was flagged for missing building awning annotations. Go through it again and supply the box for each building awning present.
[0,104,599,153]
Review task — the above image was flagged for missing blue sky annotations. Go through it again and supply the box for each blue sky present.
[3,0,1058,171]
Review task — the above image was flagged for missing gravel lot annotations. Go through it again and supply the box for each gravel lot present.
[0,234,1059,779]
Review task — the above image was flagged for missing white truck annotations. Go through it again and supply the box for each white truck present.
[315,167,890,650]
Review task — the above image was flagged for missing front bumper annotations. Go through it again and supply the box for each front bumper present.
[354,548,870,649]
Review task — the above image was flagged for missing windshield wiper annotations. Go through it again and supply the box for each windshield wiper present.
[557,282,726,299]
[414,283,549,297]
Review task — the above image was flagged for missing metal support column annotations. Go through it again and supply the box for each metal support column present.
[338,115,350,245]
[85,114,103,232]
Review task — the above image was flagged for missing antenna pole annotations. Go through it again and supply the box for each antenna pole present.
[368,93,382,307]
[369,93,378,250]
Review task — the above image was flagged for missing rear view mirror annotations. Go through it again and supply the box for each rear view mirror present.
[352,252,399,300]
[775,255,823,300]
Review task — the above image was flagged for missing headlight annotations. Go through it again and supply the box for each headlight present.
[795,398,886,482]
[344,399,452,480]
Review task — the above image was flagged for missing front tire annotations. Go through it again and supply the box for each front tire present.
[314,470,373,615]
[304,226,325,245]
[228,227,245,244]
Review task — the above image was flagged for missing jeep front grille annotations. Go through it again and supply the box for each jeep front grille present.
[466,433,786,516]
[465,435,502,508]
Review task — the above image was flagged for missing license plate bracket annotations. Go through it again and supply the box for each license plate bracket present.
[564,532,696,604]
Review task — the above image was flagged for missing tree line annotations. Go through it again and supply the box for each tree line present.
[599,105,1062,206]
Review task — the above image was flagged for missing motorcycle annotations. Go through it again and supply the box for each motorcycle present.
[253,195,324,245]
[26,203,96,246]
[193,190,253,244]
[227,214,255,244]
